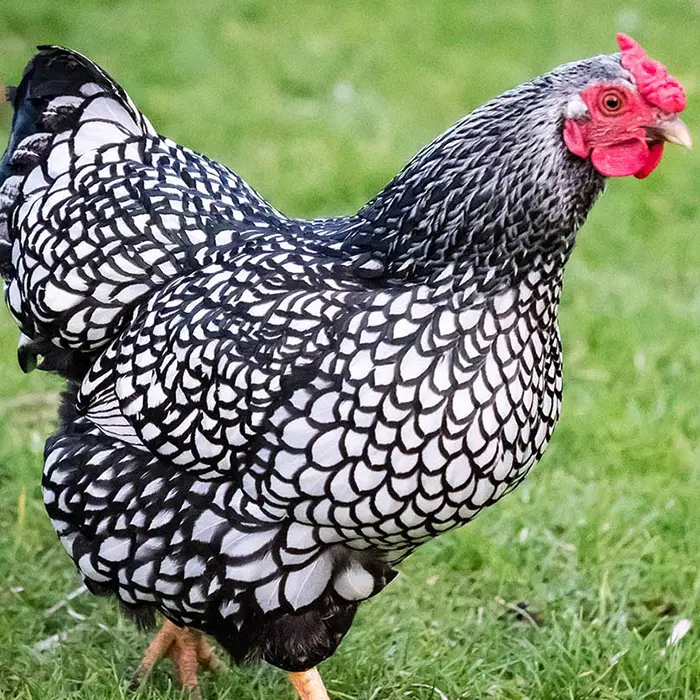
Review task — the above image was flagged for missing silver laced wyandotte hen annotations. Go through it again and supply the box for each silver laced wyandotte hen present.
[0,34,690,699]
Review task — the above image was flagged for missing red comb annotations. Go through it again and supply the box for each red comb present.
[616,34,686,113]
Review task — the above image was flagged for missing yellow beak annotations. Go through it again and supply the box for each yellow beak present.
[653,116,693,149]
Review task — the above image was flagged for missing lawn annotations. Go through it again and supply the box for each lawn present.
[1,1,700,698]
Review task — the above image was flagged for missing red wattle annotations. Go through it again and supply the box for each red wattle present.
[634,142,664,179]
[589,138,650,178]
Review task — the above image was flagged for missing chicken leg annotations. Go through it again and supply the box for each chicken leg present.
[131,619,224,695]
[288,668,330,700]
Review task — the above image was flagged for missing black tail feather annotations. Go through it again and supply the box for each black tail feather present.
[0,46,140,191]
[0,46,150,377]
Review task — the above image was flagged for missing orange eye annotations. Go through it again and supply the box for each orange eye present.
[599,88,626,116]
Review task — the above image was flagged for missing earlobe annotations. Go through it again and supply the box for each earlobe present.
[563,120,589,158]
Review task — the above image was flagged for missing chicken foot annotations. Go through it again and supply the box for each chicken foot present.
[131,619,224,695]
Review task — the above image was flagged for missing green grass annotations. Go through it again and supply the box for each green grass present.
[1,0,700,698]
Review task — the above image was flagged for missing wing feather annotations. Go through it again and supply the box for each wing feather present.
[78,254,362,479]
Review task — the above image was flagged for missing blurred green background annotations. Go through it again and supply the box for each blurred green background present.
[1,1,700,699]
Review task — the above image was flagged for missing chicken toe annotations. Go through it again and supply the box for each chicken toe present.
[130,619,225,694]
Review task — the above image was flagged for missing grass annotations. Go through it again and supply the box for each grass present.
[1,0,700,698]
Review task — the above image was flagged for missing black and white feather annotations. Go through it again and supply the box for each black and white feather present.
[2,46,626,670]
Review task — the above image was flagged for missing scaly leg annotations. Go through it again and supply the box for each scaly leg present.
[131,619,225,695]
[288,668,330,700]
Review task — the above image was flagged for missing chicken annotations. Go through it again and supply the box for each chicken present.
[0,35,690,698]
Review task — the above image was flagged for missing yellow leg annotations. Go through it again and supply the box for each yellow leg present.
[131,619,225,695]
[288,668,330,700]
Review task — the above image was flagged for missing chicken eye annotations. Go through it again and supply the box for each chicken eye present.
[599,89,625,115]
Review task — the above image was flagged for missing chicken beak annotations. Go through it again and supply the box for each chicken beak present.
[651,116,693,149]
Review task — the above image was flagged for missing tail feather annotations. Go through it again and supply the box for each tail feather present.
[1,47,287,378]
[0,46,151,192]
[0,45,155,251]
[0,47,160,375]
[0,45,289,379]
